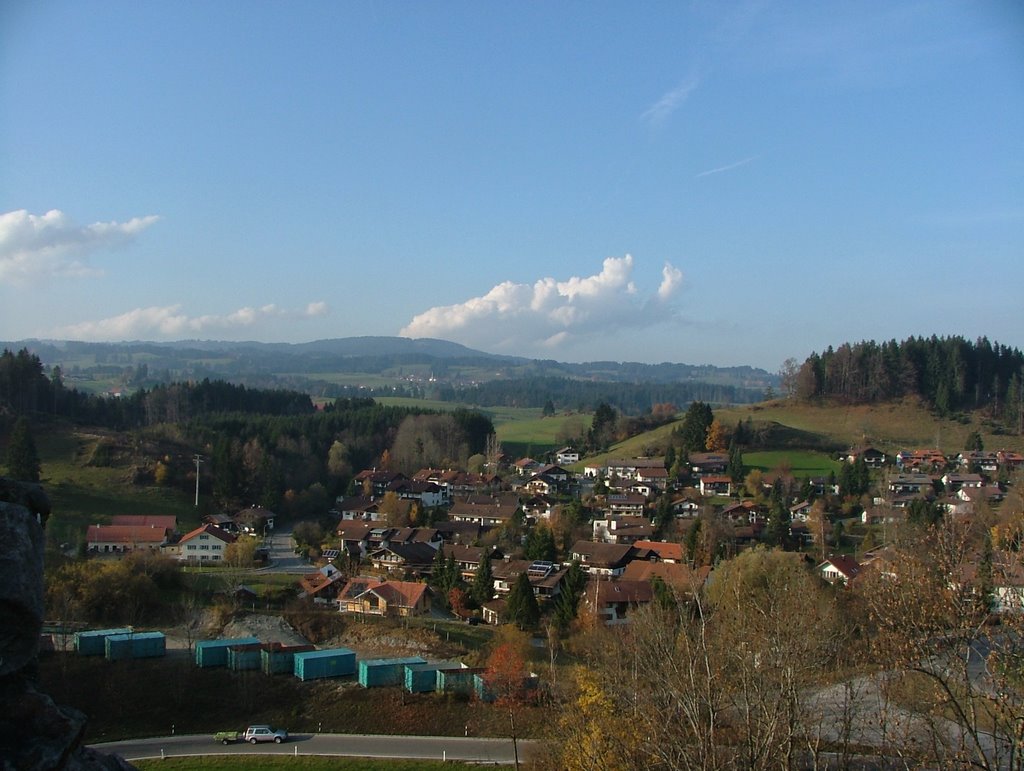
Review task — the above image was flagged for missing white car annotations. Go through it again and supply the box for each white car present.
[243,725,288,744]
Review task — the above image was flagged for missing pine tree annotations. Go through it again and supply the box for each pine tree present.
[432,545,452,596]
[505,570,540,629]
[766,491,791,548]
[473,551,495,606]
[4,417,41,482]
[727,440,744,482]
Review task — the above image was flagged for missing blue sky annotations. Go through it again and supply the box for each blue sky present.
[1,1,1021,371]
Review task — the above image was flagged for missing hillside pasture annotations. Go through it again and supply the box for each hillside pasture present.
[715,397,1024,455]
[742,450,841,478]
[34,424,202,550]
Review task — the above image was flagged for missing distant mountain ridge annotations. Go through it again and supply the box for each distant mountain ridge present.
[2,336,777,393]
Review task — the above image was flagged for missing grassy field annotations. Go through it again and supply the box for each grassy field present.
[715,397,1024,456]
[742,450,842,477]
[135,758,480,771]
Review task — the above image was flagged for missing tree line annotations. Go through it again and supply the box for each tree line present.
[787,336,1024,423]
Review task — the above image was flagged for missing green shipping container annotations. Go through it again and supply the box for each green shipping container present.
[105,631,166,660]
[293,648,356,681]
[404,661,465,693]
[358,657,427,688]
[74,628,133,656]
[195,637,260,667]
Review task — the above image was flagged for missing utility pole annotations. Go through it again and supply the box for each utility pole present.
[193,454,204,507]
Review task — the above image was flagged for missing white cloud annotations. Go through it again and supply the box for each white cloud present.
[0,208,159,284]
[51,301,330,341]
[658,262,684,300]
[400,255,683,355]
[640,74,700,127]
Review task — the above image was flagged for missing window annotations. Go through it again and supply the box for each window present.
[187,544,197,551]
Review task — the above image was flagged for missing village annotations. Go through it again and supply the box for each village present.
[79,444,1024,628]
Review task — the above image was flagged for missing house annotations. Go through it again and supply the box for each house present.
[632,540,684,563]
[334,495,382,522]
[895,449,948,473]
[521,473,559,496]
[86,524,169,555]
[818,555,861,585]
[534,464,572,485]
[522,495,556,520]
[441,544,503,581]
[720,500,768,524]
[386,479,446,509]
[481,598,507,625]
[568,541,635,576]
[941,473,984,492]
[997,450,1024,471]
[688,452,729,477]
[670,497,701,518]
[176,523,237,563]
[602,458,667,482]
[555,447,580,465]
[635,465,671,492]
[491,558,568,601]
[354,469,408,497]
[202,513,238,532]
[957,451,999,473]
[845,446,887,468]
[434,519,484,545]
[809,476,840,497]
[606,493,647,516]
[449,494,522,526]
[299,564,347,603]
[888,473,935,496]
[592,515,655,544]
[338,577,431,617]
[789,500,813,522]
[699,476,733,497]
[582,578,654,625]
[512,457,542,477]
[367,541,439,576]
[235,506,275,534]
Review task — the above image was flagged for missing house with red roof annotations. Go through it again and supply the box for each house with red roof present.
[337,577,430,617]
[818,555,862,585]
[175,523,237,563]
[86,524,169,555]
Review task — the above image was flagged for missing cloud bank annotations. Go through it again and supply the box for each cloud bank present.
[0,209,159,284]
[52,301,329,341]
[400,255,683,355]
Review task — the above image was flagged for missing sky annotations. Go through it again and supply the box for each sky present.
[1,1,1022,372]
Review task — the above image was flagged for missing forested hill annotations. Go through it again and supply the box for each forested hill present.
[788,336,1024,424]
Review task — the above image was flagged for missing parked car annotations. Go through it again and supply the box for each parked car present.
[243,725,288,744]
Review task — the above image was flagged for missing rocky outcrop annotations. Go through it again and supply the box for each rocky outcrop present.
[0,477,134,771]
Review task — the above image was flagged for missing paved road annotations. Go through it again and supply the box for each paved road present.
[91,732,537,765]
[255,528,313,575]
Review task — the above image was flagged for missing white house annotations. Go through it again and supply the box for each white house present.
[177,523,237,563]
